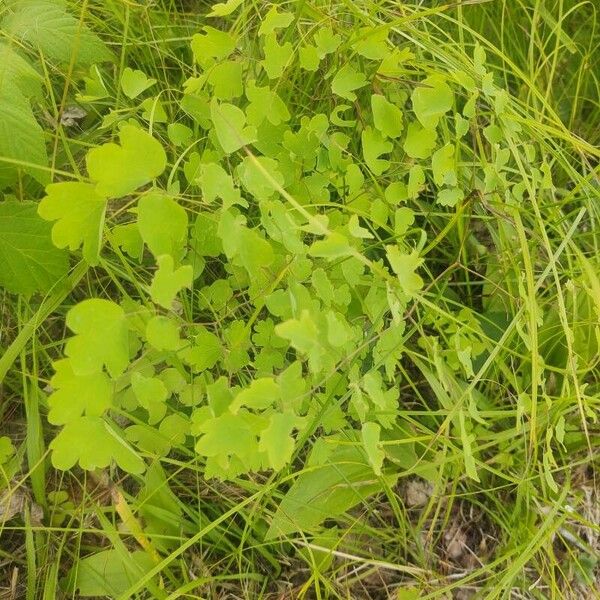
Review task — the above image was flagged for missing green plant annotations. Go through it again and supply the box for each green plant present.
[1,1,598,598]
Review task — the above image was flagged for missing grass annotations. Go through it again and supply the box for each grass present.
[0,0,599,598]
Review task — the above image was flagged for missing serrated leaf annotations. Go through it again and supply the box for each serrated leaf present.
[150,255,193,309]
[38,182,107,265]
[437,187,464,207]
[0,42,43,99]
[412,75,454,129]
[137,192,188,259]
[331,64,368,101]
[246,80,290,126]
[371,94,403,138]
[0,201,68,294]
[2,0,112,66]
[299,45,321,71]
[431,143,457,186]
[0,87,48,186]
[50,416,144,473]
[308,232,352,259]
[47,359,113,425]
[86,125,166,198]
[352,27,389,60]
[314,27,341,56]
[210,98,256,154]
[131,372,168,424]
[120,67,156,99]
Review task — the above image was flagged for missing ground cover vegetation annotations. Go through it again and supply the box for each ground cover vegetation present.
[0,0,598,597]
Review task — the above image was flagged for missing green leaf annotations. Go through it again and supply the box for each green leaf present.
[50,417,144,473]
[361,126,392,175]
[431,143,457,186]
[258,6,294,36]
[150,255,193,309]
[352,27,389,60]
[86,125,166,198]
[0,436,15,465]
[191,27,236,68]
[210,98,257,154]
[437,187,464,207]
[237,156,284,200]
[64,299,130,378]
[131,372,168,424]
[65,549,154,598]
[361,422,384,476]
[258,412,301,471]
[137,192,188,259]
[261,33,294,79]
[314,27,341,56]
[331,63,368,101]
[308,232,352,259]
[2,0,112,65]
[246,80,290,126]
[167,123,192,147]
[411,74,454,129]
[181,327,222,372]
[0,201,68,294]
[0,42,43,99]
[120,67,156,99]
[207,60,244,100]
[38,182,107,265]
[299,45,321,71]
[207,0,244,18]
[371,94,403,138]
[47,359,112,425]
[403,121,437,159]
[0,87,48,187]
[267,435,393,537]
[145,315,182,351]
[386,246,423,298]
[230,377,280,413]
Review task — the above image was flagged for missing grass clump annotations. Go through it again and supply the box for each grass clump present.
[0,0,598,598]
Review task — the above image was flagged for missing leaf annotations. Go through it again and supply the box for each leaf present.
[403,121,437,159]
[230,377,280,413]
[431,143,457,186]
[2,0,112,65]
[131,372,169,424]
[65,549,154,597]
[207,0,244,18]
[207,60,243,100]
[137,192,188,259]
[0,42,43,99]
[120,67,156,99]
[191,27,237,68]
[150,255,193,309]
[352,27,389,60]
[195,412,256,463]
[0,201,68,294]
[167,123,192,147]
[237,156,284,200]
[180,327,222,372]
[411,75,454,129]
[260,33,294,79]
[245,80,290,126]
[258,6,294,36]
[437,188,464,207]
[0,436,15,465]
[210,98,257,154]
[86,125,167,198]
[299,45,321,71]
[50,416,144,473]
[145,315,181,351]
[331,64,368,101]
[386,246,423,298]
[308,232,352,259]
[0,87,48,186]
[314,27,341,56]
[371,94,403,138]
[361,126,392,175]
[38,182,107,265]
[267,435,393,537]
[47,359,113,425]
[259,412,300,471]
[361,422,384,476]
[196,162,241,207]
[64,299,130,378]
